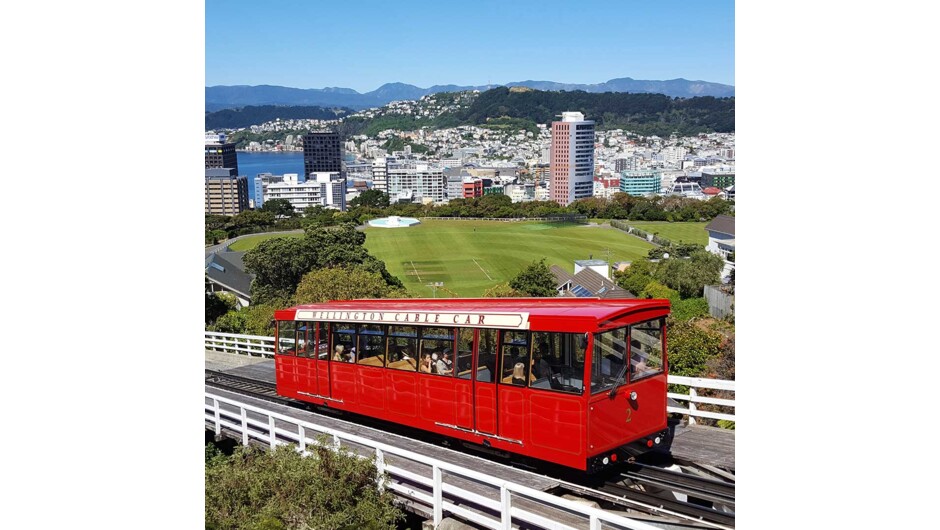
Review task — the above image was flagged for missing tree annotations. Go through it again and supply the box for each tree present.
[211,303,279,336]
[243,223,403,304]
[294,266,408,304]
[482,283,522,298]
[654,250,723,298]
[614,258,657,296]
[666,320,723,377]
[639,280,679,302]
[261,198,296,218]
[205,442,403,530]
[206,291,237,326]
[349,189,390,209]
[508,259,557,297]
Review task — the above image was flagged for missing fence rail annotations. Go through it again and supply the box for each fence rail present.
[204,332,735,423]
[418,215,587,223]
[205,332,276,358]
[205,391,662,530]
[667,375,736,425]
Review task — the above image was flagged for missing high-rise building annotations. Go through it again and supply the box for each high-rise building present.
[302,131,342,177]
[387,161,445,203]
[205,133,239,175]
[205,168,249,215]
[550,111,594,206]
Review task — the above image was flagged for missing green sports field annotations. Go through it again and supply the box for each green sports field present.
[363,220,655,297]
[617,221,709,246]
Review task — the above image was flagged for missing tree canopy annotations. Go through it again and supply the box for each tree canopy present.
[508,259,557,297]
[243,223,404,304]
[293,266,409,304]
[616,251,723,299]
[261,198,296,218]
[210,303,279,336]
[348,189,390,209]
[482,283,522,298]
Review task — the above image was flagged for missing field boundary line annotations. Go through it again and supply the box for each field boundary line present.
[471,258,494,281]
[409,261,422,282]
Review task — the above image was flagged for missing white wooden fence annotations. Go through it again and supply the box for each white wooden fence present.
[205,332,276,358]
[667,375,736,425]
[205,391,664,530]
[205,332,735,423]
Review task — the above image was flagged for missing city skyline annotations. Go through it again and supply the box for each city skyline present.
[206,0,735,91]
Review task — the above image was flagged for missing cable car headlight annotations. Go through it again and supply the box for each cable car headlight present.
[629,391,637,401]
[654,436,662,445]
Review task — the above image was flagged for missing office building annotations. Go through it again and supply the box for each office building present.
[619,170,662,196]
[205,168,249,215]
[205,133,238,175]
[701,169,736,189]
[302,131,342,177]
[550,111,595,206]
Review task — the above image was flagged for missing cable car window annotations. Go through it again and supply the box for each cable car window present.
[277,321,296,356]
[357,324,386,367]
[420,327,455,377]
[500,331,530,386]
[387,325,418,372]
[530,332,585,394]
[296,322,311,358]
[331,324,356,363]
[315,322,330,360]
[456,328,474,380]
[591,327,627,394]
[630,318,665,381]
[476,328,497,383]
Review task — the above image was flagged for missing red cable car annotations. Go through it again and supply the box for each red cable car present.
[273,298,670,472]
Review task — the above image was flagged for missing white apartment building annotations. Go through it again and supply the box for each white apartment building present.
[265,172,346,212]
[387,161,446,203]
[372,157,389,193]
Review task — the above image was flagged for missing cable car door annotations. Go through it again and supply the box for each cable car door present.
[313,322,331,399]
[473,328,499,435]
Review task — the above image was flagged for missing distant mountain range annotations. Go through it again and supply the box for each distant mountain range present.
[206,77,734,111]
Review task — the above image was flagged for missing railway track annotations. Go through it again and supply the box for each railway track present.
[204,369,294,406]
[205,369,735,528]
[589,463,735,527]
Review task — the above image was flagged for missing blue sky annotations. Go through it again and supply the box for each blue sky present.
[206,0,734,92]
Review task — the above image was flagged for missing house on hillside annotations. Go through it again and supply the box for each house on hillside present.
[705,215,735,282]
[205,251,253,308]
[550,261,635,299]
[705,215,735,260]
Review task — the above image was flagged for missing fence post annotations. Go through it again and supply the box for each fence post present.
[589,515,601,530]
[269,416,277,448]
[688,387,698,426]
[501,485,511,530]
[433,465,443,527]
[298,425,306,454]
[241,408,249,445]
[375,448,386,492]
[213,398,221,436]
